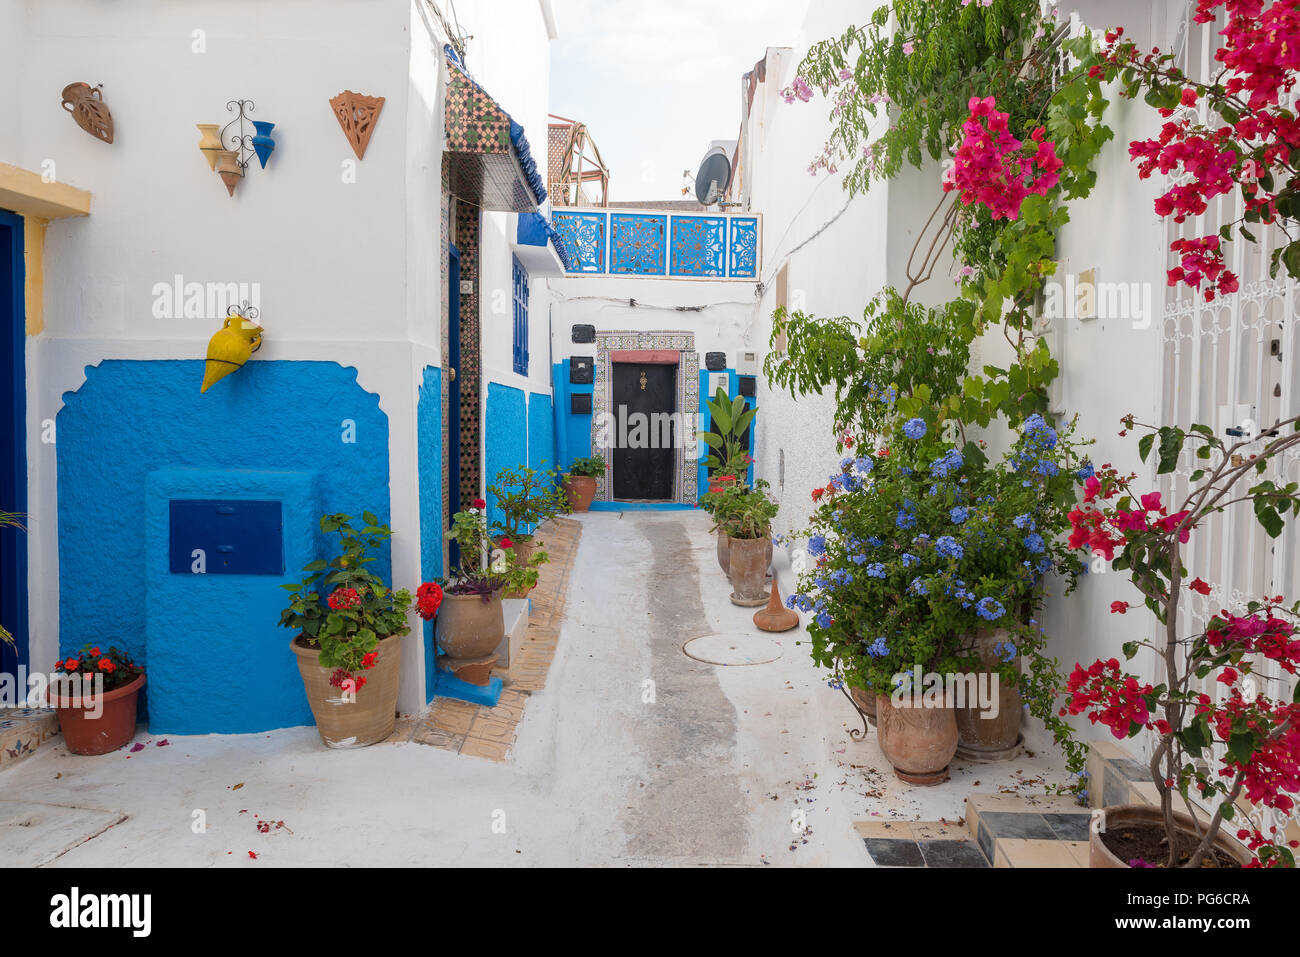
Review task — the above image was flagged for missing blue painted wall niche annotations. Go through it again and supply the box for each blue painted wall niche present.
[551,360,593,475]
[57,359,391,735]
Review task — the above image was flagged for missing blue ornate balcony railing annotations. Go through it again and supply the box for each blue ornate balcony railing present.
[552,209,760,280]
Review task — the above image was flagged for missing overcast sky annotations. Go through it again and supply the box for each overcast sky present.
[549,0,811,203]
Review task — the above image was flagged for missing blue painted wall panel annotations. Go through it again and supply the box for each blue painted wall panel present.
[527,392,555,473]
[57,359,390,734]
[553,360,592,473]
[417,365,443,700]
[484,382,527,534]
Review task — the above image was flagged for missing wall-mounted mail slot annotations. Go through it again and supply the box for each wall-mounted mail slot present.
[169,499,284,575]
[570,357,594,385]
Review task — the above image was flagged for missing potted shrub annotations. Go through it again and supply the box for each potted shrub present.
[562,455,605,512]
[789,410,1089,784]
[51,645,145,755]
[715,480,779,606]
[698,387,758,570]
[1064,414,1300,868]
[486,463,569,596]
[437,504,538,686]
[279,512,420,749]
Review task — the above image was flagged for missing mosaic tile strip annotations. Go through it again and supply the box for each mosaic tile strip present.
[444,64,512,154]
[591,332,698,504]
[728,217,759,279]
[610,213,667,276]
[552,211,606,274]
[456,204,483,509]
[670,216,726,278]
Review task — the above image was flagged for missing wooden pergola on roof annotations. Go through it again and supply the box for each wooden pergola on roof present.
[547,114,610,208]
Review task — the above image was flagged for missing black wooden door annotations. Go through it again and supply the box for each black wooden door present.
[612,364,676,501]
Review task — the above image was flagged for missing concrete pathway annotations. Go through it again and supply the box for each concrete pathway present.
[0,511,1068,867]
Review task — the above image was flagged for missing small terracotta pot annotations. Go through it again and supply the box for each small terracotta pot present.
[292,633,402,749]
[53,673,146,756]
[1089,804,1252,868]
[727,535,770,606]
[436,591,506,660]
[876,691,958,786]
[954,629,1023,761]
[849,684,878,727]
[564,475,597,512]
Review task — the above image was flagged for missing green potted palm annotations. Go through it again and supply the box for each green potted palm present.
[279,512,422,749]
[562,456,605,512]
[487,463,570,597]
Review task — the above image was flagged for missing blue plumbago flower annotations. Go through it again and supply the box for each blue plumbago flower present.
[1034,459,1060,478]
[912,533,932,548]
[896,509,917,530]
[827,678,844,690]
[1036,557,1053,574]
[867,536,884,548]
[993,641,1017,663]
[813,576,829,590]
[866,563,886,579]
[901,552,920,568]
[949,506,970,524]
[1012,513,1035,531]
[1077,461,1096,481]
[808,535,827,558]
[935,535,963,560]
[795,595,815,613]
[830,568,854,586]
[1021,413,1058,450]
[929,448,964,478]
[903,417,928,440]
[1024,532,1045,554]
[853,456,875,475]
[785,594,799,610]
[866,636,890,658]
[772,534,786,547]
[850,553,868,565]
[909,577,929,596]
[816,610,833,629]
[840,456,855,470]
[975,597,1006,621]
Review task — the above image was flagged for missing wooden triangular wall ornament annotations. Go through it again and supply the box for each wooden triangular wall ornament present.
[329,90,385,160]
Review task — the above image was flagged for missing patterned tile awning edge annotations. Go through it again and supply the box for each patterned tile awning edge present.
[443,46,547,212]
[552,208,761,280]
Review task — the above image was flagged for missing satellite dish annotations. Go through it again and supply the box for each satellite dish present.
[695,147,732,206]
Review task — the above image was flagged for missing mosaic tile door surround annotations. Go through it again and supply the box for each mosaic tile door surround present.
[591,332,699,505]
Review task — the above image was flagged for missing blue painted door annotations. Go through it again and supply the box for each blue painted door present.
[448,245,461,569]
[0,210,28,682]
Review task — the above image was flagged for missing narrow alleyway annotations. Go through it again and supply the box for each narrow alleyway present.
[0,510,1068,868]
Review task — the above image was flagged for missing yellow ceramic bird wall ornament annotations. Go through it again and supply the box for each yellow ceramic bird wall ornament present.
[201,311,264,393]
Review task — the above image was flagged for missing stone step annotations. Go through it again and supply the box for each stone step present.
[0,708,61,771]
[964,791,1092,867]
[854,819,991,868]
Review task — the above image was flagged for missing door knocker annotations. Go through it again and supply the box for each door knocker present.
[640,371,648,391]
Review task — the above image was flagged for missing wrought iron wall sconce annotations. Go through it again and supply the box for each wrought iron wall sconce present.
[201,303,264,393]
[197,99,276,197]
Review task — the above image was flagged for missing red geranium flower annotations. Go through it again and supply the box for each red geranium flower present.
[63,658,79,671]
[416,581,444,620]
[98,658,115,673]
[361,651,379,670]
[500,538,514,550]
[473,498,487,510]
[327,587,361,611]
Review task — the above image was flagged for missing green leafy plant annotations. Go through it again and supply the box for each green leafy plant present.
[279,512,412,689]
[709,479,779,541]
[444,506,538,598]
[567,456,606,478]
[53,643,143,693]
[487,463,570,543]
[698,387,757,477]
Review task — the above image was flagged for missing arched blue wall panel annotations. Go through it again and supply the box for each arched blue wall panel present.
[56,359,390,734]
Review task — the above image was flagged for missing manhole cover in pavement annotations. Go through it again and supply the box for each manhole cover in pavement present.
[682,635,784,666]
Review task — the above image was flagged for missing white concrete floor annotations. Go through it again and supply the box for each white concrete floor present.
[0,511,1069,867]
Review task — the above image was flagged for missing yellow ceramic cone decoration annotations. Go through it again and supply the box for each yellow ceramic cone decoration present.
[201,316,263,393]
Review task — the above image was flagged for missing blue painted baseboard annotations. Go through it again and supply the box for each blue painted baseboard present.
[588,501,699,513]
[433,671,503,707]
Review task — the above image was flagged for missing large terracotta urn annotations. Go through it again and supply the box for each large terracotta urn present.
[727,535,770,606]
[717,530,772,581]
[876,691,959,786]
[1089,804,1251,868]
[954,629,1024,761]
[564,475,596,512]
[849,684,878,728]
[435,591,506,686]
[291,634,402,749]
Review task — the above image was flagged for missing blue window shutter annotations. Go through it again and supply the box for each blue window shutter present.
[512,256,529,377]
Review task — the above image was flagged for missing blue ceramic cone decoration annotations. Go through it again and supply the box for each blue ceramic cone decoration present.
[251,120,276,168]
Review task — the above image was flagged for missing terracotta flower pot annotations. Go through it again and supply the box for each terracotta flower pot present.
[436,591,506,660]
[53,672,145,756]
[291,633,402,749]
[717,530,730,577]
[1089,804,1252,868]
[849,684,878,727]
[564,475,597,512]
[727,535,770,606]
[954,629,1023,761]
[875,691,958,786]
